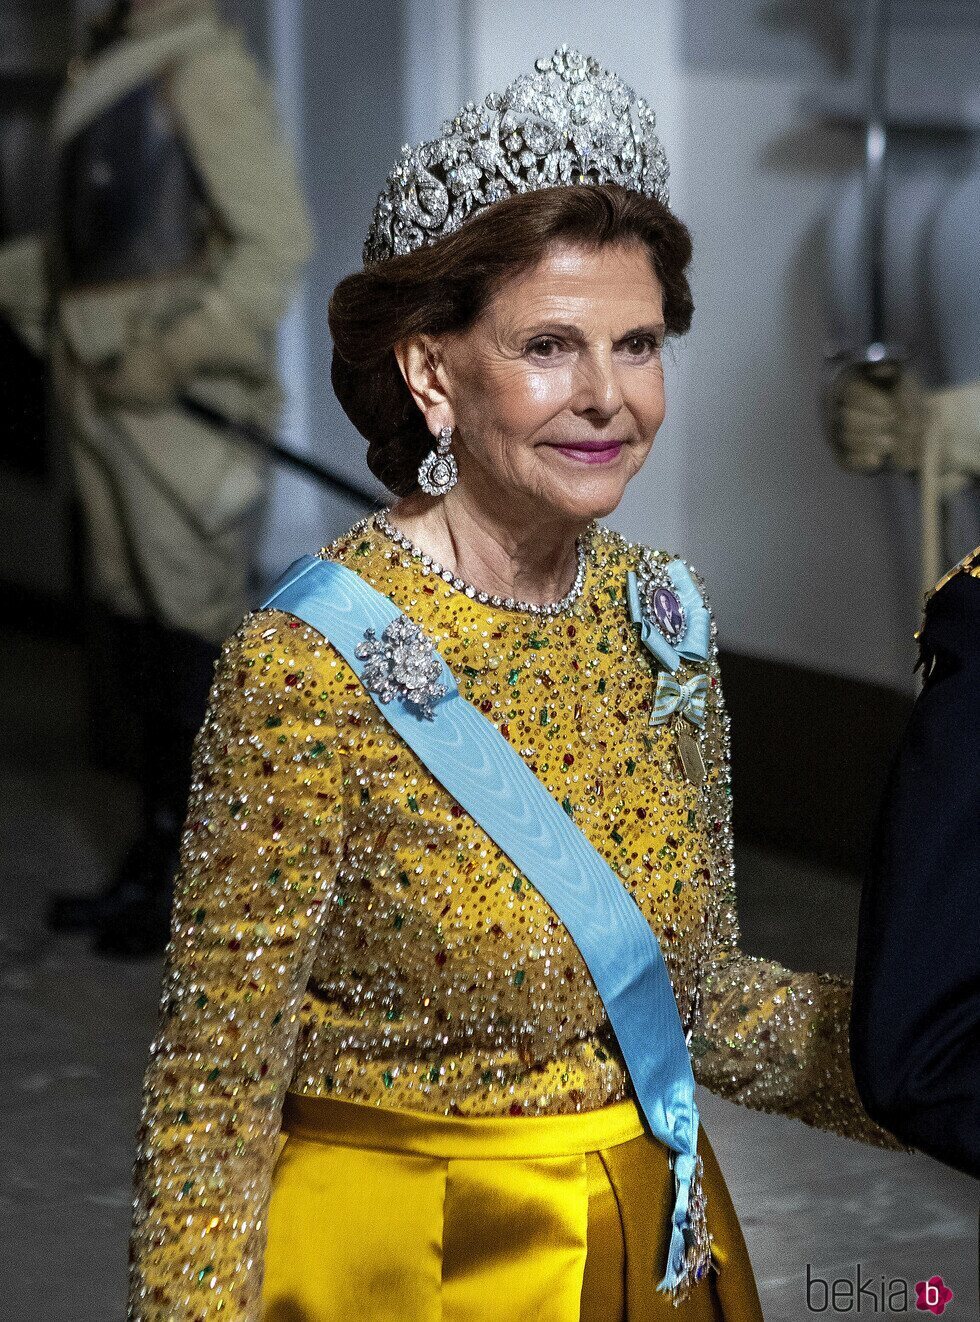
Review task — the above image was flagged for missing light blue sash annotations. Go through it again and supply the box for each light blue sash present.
[262,555,702,1292]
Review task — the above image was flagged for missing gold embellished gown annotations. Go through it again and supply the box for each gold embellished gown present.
[127,512,903,1321]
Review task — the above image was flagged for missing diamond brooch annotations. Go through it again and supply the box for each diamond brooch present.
[353,616,449,720]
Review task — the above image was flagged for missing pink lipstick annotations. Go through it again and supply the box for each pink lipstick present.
[547,440,623,464]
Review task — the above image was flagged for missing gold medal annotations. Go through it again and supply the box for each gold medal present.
[676,725,706,786]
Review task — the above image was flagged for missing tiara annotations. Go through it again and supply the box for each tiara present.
[363,45,670,266]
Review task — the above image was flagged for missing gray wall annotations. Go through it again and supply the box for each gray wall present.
[674,1,980,690]
[262,0,980,691]
[240,0,400,577]
[460,0,980,692]
[11,3,974,694]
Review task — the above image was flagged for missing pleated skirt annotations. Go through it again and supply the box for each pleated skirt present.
[260,1091,764,1322]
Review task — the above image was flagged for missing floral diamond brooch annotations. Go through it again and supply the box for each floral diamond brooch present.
[353,615,448,720]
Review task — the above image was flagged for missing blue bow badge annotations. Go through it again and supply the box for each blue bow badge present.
[626,557,711,674]
[650,672,709,729]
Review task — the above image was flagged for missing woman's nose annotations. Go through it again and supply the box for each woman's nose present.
[572,348,623,419]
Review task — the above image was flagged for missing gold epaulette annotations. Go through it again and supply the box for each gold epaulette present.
[927,544,980,603]
[915,545,980,662]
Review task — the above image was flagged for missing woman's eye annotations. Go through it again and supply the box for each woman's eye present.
[623,335,661,357]
[527,337,561,357]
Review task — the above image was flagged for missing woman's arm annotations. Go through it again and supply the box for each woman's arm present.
[128,609,347,1321]
[688,631,908,1152]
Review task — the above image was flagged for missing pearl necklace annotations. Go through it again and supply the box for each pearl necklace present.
[370,506,593,616]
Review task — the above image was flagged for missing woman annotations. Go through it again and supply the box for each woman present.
[127,48,904,1322]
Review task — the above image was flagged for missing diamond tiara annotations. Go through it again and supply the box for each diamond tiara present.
[363,45,670,266]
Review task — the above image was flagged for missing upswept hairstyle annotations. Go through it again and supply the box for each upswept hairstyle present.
[328,182,694,496]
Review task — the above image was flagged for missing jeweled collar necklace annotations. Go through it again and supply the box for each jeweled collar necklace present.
[367,506,594,617]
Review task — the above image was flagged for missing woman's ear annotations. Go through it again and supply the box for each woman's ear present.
[393,335,454,437]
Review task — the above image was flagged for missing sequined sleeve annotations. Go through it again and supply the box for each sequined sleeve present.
[128,611,346,1320]
[689,643,908,1152]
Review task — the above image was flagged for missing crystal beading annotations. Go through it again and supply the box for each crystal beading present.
[370,506,592,616]
[364,46,670,265]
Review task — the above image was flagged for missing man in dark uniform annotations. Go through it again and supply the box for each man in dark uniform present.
[850,547,979,1178]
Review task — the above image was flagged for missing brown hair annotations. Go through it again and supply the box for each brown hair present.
[328,183,694,496]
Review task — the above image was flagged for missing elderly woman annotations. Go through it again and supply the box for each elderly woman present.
[127,48,903,1322]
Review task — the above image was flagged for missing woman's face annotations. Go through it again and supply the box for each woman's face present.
[404,238,667,525]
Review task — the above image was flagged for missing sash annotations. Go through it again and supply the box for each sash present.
[262,555,703,1293]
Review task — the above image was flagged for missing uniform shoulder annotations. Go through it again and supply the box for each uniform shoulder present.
[915,545,980,670]
[926,544,980,603]
[169,7,251,61]
[167,15,276,115]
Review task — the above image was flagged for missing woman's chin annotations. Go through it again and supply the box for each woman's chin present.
[539,461,630,511]
[536,481,627,525]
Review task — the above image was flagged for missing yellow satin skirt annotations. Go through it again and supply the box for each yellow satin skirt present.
[261,1092,763,1322]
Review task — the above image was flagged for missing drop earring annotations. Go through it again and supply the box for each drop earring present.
[417,425,459,495]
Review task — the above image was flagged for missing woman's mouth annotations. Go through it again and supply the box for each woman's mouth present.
[546,441,624,465]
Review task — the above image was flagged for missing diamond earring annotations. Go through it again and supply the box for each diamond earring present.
[417,425,459,495]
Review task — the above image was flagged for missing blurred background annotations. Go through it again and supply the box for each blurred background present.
[1,1,977,1318]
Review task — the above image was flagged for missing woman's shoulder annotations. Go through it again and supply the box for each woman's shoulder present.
[215,519,387,699]
[591,524,717,648]
[319,514,378,563]
[201,608,355,737]
[592,522,708,588]
[226,515,378,661]
[216,606,340,680]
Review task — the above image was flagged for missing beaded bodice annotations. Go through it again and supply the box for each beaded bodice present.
[127,514,902,1320]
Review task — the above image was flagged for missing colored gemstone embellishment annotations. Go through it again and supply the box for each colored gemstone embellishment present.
[637,561,688,647]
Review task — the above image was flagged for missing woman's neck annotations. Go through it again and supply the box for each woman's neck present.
[387,491,588,607]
